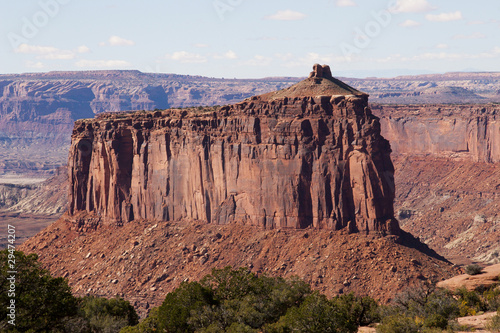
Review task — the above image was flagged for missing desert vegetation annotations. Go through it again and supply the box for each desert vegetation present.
[0,250,138,332]
[121,267,500,333]
[2,251,500,332]
[121,266,379,333]
[465,264,484,276]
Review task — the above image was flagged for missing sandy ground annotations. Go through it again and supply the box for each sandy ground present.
[0,174,46,185]
[0,213,57,249]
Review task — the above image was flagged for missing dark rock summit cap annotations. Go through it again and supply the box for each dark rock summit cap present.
[259,64,368,101]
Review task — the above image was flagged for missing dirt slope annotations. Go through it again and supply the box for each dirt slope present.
[21,215,459,317]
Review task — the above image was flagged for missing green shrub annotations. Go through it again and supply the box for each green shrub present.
[483,287,500,311]
[157,281,215,333]
[194,267,311,330]
[378,287,460,332]
[423,313,448,329]
[424,289,460,321]
[119,307,160,333]
[78,295,138,333]
[333,293,380,326]
[0,250,78,332]
[455,287,487,316]
[465,264,483,275]
[148,267,370,332]
[265,292,358,333]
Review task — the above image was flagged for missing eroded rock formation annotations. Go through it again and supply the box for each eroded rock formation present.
[68,65,399,235]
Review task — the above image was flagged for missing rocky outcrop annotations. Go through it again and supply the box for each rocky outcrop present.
[68,65,399,235]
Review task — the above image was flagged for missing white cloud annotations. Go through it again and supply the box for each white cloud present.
[108,36,135,46]
[225,51,237,59]
[242,55,273,66]
[15,44,75,60]
[25,61,44,69]
[265,10,306,21]
[194,43,209,48]
[435,43,448,49]
[399,19,421,27]
[76,45,90,53]
[453,32,486,39]
[391,0,435,13]
[213,50,237,60]
[426,11,463,22]
[165,51,207,63]
[336,0,356,7]
[75,59,132,68]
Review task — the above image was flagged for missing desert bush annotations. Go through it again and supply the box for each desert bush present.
[465,264,483,275]
[119,307,160,333]
[148,266,372,332]
[486,312,500,332]
[333,293,380,326]
[377,315,420,333]
[78,295,138,333]
[265,292,358,333]
[377,287,460,332]
[455,287,487,316]
[484,287,500,311]
[194,267,312,330]
[157,281,215,333]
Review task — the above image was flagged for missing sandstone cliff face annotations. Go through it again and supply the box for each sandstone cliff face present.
[373,104,500,163]
[69,66,399,235]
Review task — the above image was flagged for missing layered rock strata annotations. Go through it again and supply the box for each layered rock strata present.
[69,65,399,235]
[373,104,500,163]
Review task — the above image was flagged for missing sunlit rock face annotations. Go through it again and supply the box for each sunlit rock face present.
[68,65,399,235]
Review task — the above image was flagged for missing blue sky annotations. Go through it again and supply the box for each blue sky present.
[1,0,499,78]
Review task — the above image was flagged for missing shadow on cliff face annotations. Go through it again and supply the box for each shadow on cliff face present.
[396,230,451,264]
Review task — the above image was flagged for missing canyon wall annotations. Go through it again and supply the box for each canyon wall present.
[373,104,500,163]
[371,104,500,264]
[68,68,399,234]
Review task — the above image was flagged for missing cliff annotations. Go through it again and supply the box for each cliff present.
[68,65,399,235]
[373,104,500,163]
[370,104,500,264]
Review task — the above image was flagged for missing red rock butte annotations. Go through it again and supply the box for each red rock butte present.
[68,64,400,235]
